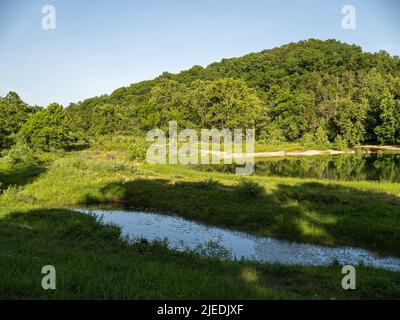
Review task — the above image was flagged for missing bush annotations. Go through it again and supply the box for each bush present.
[235,179,264,199]
[314,126,330,146]
[301,132,315,147]
[196,178,219,190]
[0,185,24,207]
[333,135,348,150]
[301,127,330,148]
[259,123,286,144]
[193,240,232,260]
[0,143,38,165]
[126,139,147,161]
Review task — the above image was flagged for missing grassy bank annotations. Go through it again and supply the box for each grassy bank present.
[1,208,400,299]
[1,149,400,299]
[2,151,399,256]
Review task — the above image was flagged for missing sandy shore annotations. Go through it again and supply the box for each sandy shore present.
[200,149,356,159]
[357,145,400,151]
[199,145,400,159]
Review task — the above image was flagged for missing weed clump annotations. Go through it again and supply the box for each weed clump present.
[235,179,265,199]
[0,185,24,207]
[196,178,219,190]
[126,140,147,162]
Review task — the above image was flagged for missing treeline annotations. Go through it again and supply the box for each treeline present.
[1,39,400,152]
[0,92,73,152]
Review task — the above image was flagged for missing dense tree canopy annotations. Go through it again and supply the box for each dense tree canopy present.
[0,92,33,149]
[18,103,72,151]
[140,78,263,132]
[64,39,400,146]
[1,39,400,151]
[189,78,263,130]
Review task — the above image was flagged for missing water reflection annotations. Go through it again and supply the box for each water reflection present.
[76,209,400,272]
[193,154,400,182]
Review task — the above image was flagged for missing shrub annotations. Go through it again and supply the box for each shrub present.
[314,126,330,147]
[126,139,147,161]
[193,240,232,260]
[0,185,24,207]
[301,132,315,147]
[301,127,330,148]
[259,123,286,144]
[196,178,219,190]
[0,143,38,165]
[333,135,348,151]
[235,179,264,199]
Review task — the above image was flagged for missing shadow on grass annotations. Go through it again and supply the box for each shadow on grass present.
[81,178,400,257]
[0,165,46,190]
[1,208,399,299]
[64,142,90,152]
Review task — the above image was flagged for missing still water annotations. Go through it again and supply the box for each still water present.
[75,208,400,272]
[193,153,400,182]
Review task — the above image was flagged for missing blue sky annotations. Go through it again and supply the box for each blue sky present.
[0,0,399,106]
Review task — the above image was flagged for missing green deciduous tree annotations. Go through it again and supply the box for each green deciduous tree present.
[0,92,32,149]
[146,79,192,131]
[314,126,330,146]
[374,90,399,144]
[18,103,72,151]
[191,78,262,130]
[333,97,368,146]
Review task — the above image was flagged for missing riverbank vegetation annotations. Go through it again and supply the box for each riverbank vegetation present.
[1,207,400,299]
[1,39,400,299]
[2,148,400,255]
[1,138,400,299]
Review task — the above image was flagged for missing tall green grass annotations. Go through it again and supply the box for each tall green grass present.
[1,208,399,299]
[1,149,400,299]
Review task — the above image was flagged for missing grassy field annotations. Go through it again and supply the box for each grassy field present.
[1,146,400,299]
[2,208,400,299]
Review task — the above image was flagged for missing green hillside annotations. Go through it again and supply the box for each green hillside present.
[2,39,400,152]
[61,39,400,146]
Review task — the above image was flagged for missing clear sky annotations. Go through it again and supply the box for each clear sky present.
[0,0,399,107]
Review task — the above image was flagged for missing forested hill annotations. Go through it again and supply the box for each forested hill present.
[1,39,400,151]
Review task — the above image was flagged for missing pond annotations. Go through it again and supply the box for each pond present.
[75,208,400,272]
[192,153,400,182]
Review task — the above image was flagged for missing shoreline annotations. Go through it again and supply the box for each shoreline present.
[197,145,400,159]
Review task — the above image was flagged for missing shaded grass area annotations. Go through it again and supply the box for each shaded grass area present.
[2,155,400,256]
[84,177,400,257]
[1,208,399,299]
[1,152,400,299]
[0,163,46,190]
